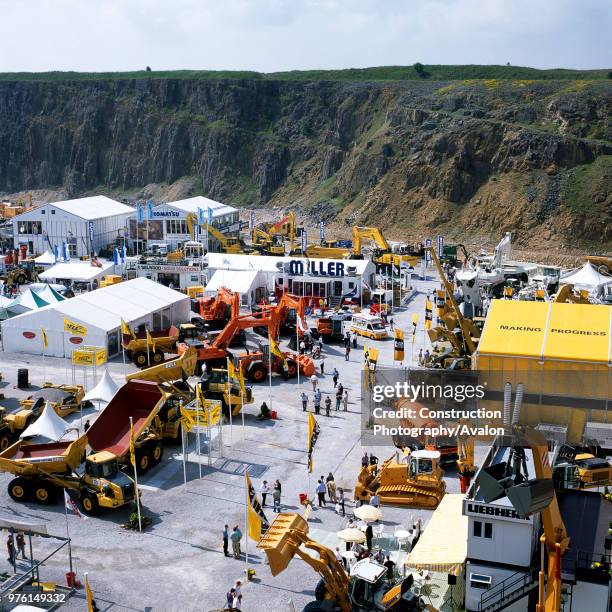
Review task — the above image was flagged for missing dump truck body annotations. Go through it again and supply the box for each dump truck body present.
[123,326,180,367]
[19,383,85,419]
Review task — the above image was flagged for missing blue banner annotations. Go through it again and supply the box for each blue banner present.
[301,229,307,254]
[146,200,154,220]
[88,221,94,242]
[249,211,255,231]
[319,221,325,243]
[425,238,432,262]
[437,235,444,257]
[113,247,120,265]
[121,244,127,263]
[62,241,69,261]
[197,207,205,225]
[207,207,214,225]
[137,204,143,223]
[53,244,59,263]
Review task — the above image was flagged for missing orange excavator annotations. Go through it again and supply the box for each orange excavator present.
[176,307,315,382]
[267,292,309,338]
[196,287,239,331]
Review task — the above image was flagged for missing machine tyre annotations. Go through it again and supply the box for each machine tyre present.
[302,602,326,612]
[152,349,164,364]
[133,351,148,368]
[314,579,328,602]
[16,273,26,285]
[8,477,30,502]
[0,430,12,451]
[285,359,298,378]
[137,449,151,474]
[33,481,56,505]
[151,442,164,465]
[80,492,101,516]
[247,363,266,383]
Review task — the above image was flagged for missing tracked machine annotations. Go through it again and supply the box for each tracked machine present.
[354,450,446,508]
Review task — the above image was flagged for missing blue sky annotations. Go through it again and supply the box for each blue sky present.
[1,0,610,72]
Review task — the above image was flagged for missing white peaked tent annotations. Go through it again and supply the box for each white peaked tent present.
[561,262,612,295]
[6,289,50,315]
[20,401,71,442]
[34,250,57,266]
[34,284,66,304]
[82,368,120,404]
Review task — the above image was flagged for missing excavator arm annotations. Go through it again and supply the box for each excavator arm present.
[352,226,391,256]
[258,513,352,612]
[427,246,477,355]
[553,284,591,304]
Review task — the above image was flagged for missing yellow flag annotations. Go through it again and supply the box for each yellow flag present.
[411,313,419,344]
[269,336,287,368]
[393,328,404,361]
[227,357,236,382]
[129,420,136,467]
[196,382,205,409]
[425,299,433,330]
[180,404,195,432]
[307,413,320,474]
[121,319,133,337]
[246,471,269,541]
[63,317,87,336]
[41,327,48,349]
[85,574,95,612]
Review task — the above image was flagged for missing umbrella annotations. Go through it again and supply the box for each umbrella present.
[336,528,366,543]
[354,504,383,522]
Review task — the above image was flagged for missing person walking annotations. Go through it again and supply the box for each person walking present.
[16,532,26,559]
[314,389,321,414]
[273,483,281,512]
[352,333,357,349]
[418,348,423,366]
[365,523,373,551]
[327,478,337,503]
[337,382,343,396]
[222,524,230,557]
[316,479,326,506]
[260,480,270,507]
[233,580,243,610]
[324,396,331,417]
[332,368,339,388]
[6,535,15,568]
[230,526,242,559]
[335,388,342,411]
[389,317,394,331]
[310,373,318,391]
[384,556,396,581]
[370,493,380,508]
[320,358,325,375]
[299,339,306,354]
[226,587,237,609]
[84,419,91,433]
[342,390,349,412]
[362,452,369,468]
[345,344,351,361]
[301,391,308,412]
[338,487,346,516]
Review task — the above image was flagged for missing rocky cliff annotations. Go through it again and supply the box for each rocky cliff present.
[0,78,610,248]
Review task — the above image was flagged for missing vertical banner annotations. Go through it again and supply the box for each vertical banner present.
[393,328,405,361]
[146,200,154,220]
[437,235,444,258]
[249,210,255,232]
[319,220,325,243]
[425,299,433,329]
[301,229,307,254]
[207,207,214,225]
[137,203,144,223]
[425,238,432,263]
[411,313,418,344]
[197,207,205,225]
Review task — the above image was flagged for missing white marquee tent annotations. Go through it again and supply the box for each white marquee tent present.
[34,250,57,266]
[204,269,268,308]
[561,262,612,297]
[20,401,72,442]
[1,277,190,358]
[83,368,121,404]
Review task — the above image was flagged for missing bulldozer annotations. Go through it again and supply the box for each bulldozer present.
[258,512,435,612]
[1,259,39,285]
[354,450,446,508]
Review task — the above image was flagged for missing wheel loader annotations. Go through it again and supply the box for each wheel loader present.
[354,450,446,509]
[200,368,254,418]
[258,512,436,612]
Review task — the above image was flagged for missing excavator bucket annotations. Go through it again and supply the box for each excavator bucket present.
[257,513,309,576]
[126,347,197,383]
[477,462,510,503]
[505,479,555,519]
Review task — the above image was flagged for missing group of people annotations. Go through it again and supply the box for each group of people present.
[259,479,282,512]
[305,369,349,416]
[225,579,243,610]
[6,532,27,568]
[314,472,346,515]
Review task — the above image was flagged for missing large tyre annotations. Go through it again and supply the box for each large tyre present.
[16,273,26,285]
[133,351,148,368]
[302,602,326,612]
[286,359,298,379]
[247,362,267,383]
[314,579,328,602]
[33,481,56,505]
[152,349,164,364]
[165,424,182,446]
[137,449,151,474]
[0,430,12,452]
[80,492,101,516]
[8,477,30,502]
[150,441,164,466]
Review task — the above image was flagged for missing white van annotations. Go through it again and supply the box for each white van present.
[350,313,388,340]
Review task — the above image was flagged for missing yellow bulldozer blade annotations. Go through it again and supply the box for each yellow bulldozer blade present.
[257,513,309,576]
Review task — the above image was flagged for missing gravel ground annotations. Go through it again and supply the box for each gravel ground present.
[0,267,480,612]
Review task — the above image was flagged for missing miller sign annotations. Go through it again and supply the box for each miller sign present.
[288,260,346,277]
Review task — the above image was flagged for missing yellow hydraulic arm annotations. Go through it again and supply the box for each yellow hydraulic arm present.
[352,226,391,256]
[552,284,591,304]
[427,246,476,355]
[258,513,351,612]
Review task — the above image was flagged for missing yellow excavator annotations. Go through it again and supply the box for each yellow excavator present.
[354,450,446,508]
[552,284,592,304]
[252,227,285,256]
[478,426,570,612]
[258,512,436,612]
[425,246,480,369]
[185,213,248,254]
[353,227,418,268]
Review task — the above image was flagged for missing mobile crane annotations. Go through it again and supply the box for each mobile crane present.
[258,512,434,612]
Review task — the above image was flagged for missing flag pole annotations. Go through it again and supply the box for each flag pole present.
[146,326,151,367]
[63,492,74,579]
[129,416,142,532]
[181,418,187,490]
[196,389,202,479]
[244,466,249,577]
[227,358,234,446]
[268,330,273,411]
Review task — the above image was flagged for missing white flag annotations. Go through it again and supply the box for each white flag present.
[64,489,87,520]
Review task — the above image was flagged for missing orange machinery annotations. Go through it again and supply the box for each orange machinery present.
[196,287,239,331]
[177,306,314,382]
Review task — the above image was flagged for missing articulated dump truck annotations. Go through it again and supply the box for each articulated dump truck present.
[0,376,187,514]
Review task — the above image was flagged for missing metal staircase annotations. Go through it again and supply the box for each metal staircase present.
[478,570,539,611]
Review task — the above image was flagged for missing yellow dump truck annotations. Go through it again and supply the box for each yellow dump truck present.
[123,325,180,367]
[0,436,137,515]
